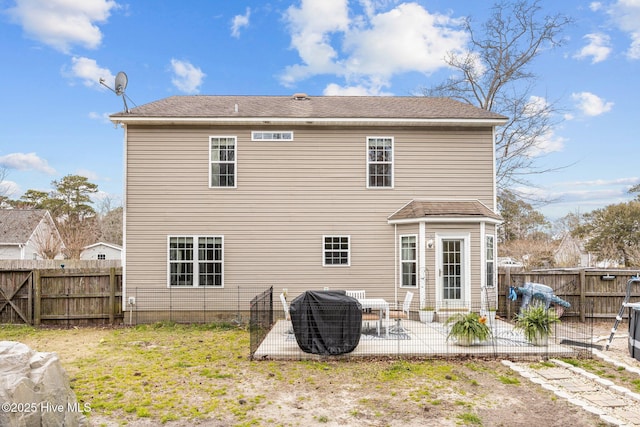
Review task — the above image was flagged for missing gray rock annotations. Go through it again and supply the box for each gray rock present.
[0,341,88,427]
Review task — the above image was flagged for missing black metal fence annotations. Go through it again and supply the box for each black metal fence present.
[123,287,596,361]
[249,286,273,356]
[125,286,271,326]
[249,292,596,361]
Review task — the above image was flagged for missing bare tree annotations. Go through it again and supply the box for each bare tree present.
[99,206,123,246]
[423,0,572,196]
[31,225,64,259]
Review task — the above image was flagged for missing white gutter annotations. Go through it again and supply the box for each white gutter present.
[388,217,503,225]
[110,116,508,127]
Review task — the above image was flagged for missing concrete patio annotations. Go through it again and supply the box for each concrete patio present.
[252,316,593,360]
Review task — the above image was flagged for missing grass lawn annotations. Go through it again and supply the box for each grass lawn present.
[0,323,603,427]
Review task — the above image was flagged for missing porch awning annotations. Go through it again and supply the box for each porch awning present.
[387,199,502,224]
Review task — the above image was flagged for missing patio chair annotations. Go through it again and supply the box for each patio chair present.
[361,311,382,335]
[279,293,290,321]
[389,291,413,333]
[346,290,366,299]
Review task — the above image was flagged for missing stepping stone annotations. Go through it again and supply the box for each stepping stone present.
[557,380,593,392]
[583,393,628,408]
[537,368,572,380]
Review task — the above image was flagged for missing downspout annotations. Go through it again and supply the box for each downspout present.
[419,222,426,309]
[394,224,398,305]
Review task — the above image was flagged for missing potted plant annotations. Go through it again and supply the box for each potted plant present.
[446,312,491,346]
[514,304,560,346]
[419,306,435,323]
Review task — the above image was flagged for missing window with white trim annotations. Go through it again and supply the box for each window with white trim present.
[251,131,293,141]
[323,235,350,266]
[98,253,106,260]
[400,235,417,287]
[169,236,223,287]
[210,136,236,187]
[367,137,393,188]
[486,235,495,287]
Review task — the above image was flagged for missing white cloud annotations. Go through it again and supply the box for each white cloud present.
[571,91,614,116]
[170,59,206,94]
[281,1,467,92]
[0,180,20,198]
[589,2,603,12]
[605,0,640,59]
[7,0,119,53]
[574,33,611,63]
[231,7,250,38]
[88,112,111,123]
[323,82,393,96]
[0,152,56,175]
[281,0,350,85]
[67,56,114,88]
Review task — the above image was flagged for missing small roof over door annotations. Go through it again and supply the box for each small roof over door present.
[388,200,502,224]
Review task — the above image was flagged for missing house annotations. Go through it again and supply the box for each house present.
[80,242,122,260]
[110,95,507,316]
[0,209,65,260]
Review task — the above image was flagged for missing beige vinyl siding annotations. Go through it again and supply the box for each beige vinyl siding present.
[124,125,495,306]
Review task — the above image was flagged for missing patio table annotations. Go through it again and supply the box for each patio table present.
[357,298,389,337]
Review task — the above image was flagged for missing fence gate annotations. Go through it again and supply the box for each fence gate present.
[0,271,33,325]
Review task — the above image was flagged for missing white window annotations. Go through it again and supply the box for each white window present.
[323,235,350,266]
[251,131,293,141]
[210,136,236,188]
[168,236,223,287]
[367,137,393,188]
[400,235,418,287]
[486,235,495,287]
[98,253,106,260]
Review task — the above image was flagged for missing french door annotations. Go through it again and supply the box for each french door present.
[438,237,468,305]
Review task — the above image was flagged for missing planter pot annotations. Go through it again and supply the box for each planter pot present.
[419,310,435,323]
[530,334,548,346]
[454,336,474,346]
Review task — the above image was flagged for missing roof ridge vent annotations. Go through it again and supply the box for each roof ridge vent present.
[292,93,309,100]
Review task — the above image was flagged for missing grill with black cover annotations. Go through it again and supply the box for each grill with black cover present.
[289,290,362,355]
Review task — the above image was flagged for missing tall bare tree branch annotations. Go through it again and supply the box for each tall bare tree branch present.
[423,0,573,198]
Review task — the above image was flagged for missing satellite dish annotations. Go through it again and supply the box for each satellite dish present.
[99,71,131,113]
[115,71,128,96]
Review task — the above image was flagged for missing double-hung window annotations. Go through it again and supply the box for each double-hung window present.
[485,235,495,287]
[169,236,223,287]
[367,137,393,188]
[210,136,236,188]
[400,235,417,287]
[323,236,350,266]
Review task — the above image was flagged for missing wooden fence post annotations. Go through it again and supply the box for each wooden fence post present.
[579,269,586,322]
[34,270,41,327]
[109,267,116,324]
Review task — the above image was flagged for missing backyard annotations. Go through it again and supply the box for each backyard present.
[0,322,637,426]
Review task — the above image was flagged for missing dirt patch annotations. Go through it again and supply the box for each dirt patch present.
[4,321,638,427]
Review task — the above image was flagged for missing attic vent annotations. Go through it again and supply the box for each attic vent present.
[292,93,309,100]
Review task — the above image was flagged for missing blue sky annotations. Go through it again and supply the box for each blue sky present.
[1,0,639,219]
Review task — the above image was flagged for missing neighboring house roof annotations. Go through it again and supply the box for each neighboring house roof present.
[0,209,52,244]
[111,95,508,126]
[83,242,123,251]
[388,200,502,223]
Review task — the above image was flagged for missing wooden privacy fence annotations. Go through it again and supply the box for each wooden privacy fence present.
[0,267,123,326]
[499,268,640,322]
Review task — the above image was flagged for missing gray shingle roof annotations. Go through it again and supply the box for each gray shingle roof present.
[388,200,502,222]
[111,95,507,122]
[0,209,48,244]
